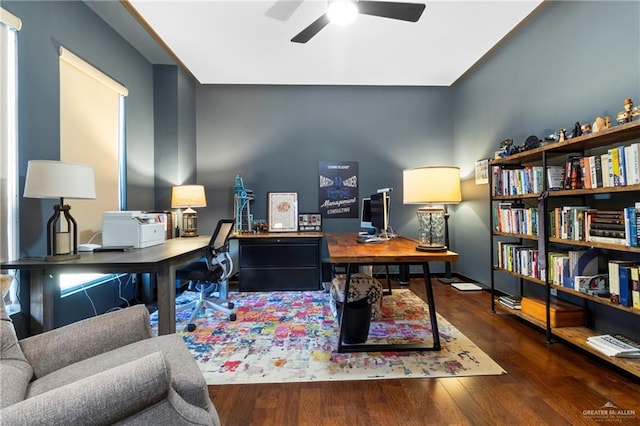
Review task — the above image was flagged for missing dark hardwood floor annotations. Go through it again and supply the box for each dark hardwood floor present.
[208,279,640,425]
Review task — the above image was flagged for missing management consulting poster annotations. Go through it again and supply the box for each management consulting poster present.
[318,161,359,219]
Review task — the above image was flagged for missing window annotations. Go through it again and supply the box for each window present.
[58,47,128,291]
[0,8,21,312]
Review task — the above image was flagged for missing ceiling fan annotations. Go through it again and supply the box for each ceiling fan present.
[291,0,426,44]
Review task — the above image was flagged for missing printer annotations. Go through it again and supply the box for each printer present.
[102,211,166,248]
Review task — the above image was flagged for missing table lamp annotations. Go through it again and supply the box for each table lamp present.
[23,160,96,261]
[171,185,207,237]
[403,166,461,252]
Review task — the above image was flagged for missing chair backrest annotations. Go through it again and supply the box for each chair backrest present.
[209,219,235,253]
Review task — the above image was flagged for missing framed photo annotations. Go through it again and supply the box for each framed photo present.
[475,159,489,185]
[268,192,298,232]
[298,213,322,232]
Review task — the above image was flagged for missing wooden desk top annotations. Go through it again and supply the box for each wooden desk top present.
[325,233,459,264]
[232,232,324,239]
[0,236,211,270]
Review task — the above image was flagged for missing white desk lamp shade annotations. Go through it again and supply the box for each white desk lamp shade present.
[171,185,207,237]
[402,166,461,205]
[403,166,461,250]
[24,160,96,200]
[171,185,207,209]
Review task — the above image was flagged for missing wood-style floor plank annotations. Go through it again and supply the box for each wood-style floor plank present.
[209,279,640,425]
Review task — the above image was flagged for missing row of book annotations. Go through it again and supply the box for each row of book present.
[491,166,544,196]
[497,295,521,310]
[608,260,640,308]
[561,143,640,190]
[493,202,539,236]
[496,241,540,279]
[549,206,639,247]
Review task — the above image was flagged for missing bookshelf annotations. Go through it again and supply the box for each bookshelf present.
[489,120,640,379]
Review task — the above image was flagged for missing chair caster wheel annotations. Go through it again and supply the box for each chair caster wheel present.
[187,323,196,332]
[227,302,234,309]
[229,313,237,321]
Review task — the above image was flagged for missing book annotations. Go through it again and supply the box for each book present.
[586,334,640,358]
[546,165,564,190]
[619,266,634,307]
[632,266,640,309]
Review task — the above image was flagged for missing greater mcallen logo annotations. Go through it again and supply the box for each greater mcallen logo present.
[582,402,636,422]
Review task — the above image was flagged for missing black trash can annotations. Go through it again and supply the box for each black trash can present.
[338,296,372,344]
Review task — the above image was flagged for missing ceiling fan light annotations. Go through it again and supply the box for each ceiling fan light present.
[327,0,358,26]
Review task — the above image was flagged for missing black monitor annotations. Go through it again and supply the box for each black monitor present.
[360,198,372,229]
[370,192,389,236]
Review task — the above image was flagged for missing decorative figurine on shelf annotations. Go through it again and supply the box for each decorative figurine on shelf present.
[498,138,513,157]
[573,122,582,138]
[559,128,567,142]
[580,123,592,135]
[233,174,255,234]
[524,135,540,150]
[592,116,611,133]
[616,98,638,124]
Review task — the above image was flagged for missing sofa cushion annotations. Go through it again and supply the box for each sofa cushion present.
[0,300,33,408]
[26,334,210,412]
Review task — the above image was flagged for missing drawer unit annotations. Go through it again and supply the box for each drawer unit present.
[236,234,322,291]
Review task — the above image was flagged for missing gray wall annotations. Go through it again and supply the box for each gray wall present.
[4,1,158,327]
[195,85,454,250]
[452,0,640,295]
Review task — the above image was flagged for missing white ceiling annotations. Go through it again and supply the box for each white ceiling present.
[90,0,544,86]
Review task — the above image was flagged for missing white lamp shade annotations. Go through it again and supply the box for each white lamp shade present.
[23,160,96,199]
[403,166,461,204]
[171,185,207,208]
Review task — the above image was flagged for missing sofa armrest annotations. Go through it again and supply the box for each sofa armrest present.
[20,304,152,378]
[0,352,169,426]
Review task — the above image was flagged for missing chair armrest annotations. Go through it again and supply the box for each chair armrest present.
[20,304,152,378]
[0,352,169,426]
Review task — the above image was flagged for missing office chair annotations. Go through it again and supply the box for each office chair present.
[176,219,236,332]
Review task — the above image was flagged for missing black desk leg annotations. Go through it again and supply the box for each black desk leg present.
[336,264,352,353]
[422,262,440,350]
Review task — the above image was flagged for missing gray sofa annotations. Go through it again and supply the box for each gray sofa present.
[0,301,220,425]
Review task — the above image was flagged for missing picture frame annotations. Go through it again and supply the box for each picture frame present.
[475,159,489,185]
[268,192,298,232]
[298,213,322,232]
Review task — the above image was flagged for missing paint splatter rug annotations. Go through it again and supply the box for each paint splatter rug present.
[150,289,505,384]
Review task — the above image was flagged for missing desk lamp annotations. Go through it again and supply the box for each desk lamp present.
[23,160,96,261]
[403,166,461,253]
[171,185,207,237]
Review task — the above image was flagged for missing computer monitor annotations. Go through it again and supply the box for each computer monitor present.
[360,197,372,229]
[370,192,389,236]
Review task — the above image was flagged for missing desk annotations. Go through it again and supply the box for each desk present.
[325,233,458,353]
[0,236,210,336]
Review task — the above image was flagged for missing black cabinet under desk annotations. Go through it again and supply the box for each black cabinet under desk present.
[234,233,323,291]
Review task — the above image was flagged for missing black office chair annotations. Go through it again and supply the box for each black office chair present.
[176,219,236,332]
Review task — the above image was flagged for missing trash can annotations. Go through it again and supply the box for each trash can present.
[339,296,372,344]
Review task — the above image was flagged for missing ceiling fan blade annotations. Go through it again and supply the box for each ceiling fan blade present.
[291,14,330,43]
[358,1,425,22]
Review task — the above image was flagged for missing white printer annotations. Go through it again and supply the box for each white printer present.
[102,211,166,248]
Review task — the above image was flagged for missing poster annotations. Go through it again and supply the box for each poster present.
[318,161,358,219]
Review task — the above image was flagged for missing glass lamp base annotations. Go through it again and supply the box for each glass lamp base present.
[415,244,447,252]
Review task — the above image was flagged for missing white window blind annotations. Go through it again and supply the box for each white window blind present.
[59,47,128,243]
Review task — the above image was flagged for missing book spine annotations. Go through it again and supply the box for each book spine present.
[619,266,633,307]
[632,266,640,309]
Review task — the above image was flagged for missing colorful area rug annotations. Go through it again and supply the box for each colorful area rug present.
[150,289,505,384]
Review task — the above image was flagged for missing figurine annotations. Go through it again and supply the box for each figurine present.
[592,116,611,133]
[580,123,591,135]
[559,128,567,142]
[573,122,582,138]
[617,98,637,124]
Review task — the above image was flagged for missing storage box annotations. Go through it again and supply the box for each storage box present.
[521,297,584,327]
